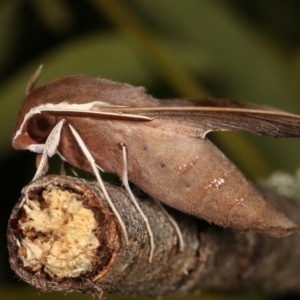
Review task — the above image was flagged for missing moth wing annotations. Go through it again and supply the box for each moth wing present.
[44,98,300,138]
[103,98,300,138]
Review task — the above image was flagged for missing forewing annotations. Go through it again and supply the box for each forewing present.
[42,98,300,139]
[98,98,300,138]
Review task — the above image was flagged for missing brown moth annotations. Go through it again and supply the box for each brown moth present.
[12,70,300,258]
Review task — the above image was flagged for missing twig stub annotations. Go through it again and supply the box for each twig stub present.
[7,175,122,293]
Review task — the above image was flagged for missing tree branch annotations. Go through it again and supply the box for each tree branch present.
[7,175,300,297]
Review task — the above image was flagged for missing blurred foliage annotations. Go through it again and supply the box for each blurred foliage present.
[1,0,300,299]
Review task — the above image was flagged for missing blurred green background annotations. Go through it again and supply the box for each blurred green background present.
[1,0,300,299]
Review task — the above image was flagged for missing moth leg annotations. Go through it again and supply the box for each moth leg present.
[59,161,67,175]
[70,168,79,177]
[35,153,49,175]
[59,161,79,177]
[19,120,65,208]
[120,143,155,263]
[85,279,104,300]
[152,200,185,252]
[68,124,129,245]
[32,119,65,181]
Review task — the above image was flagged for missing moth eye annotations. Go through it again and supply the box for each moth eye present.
[27,114,56,143]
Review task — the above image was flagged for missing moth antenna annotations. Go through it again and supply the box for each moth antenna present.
[32,120,65,181]
[25,64,43,96]
[152,200,185,252]
[120,143,155,263]
[68,124,129,245]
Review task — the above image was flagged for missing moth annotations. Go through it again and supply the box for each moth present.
[12,68,300,261]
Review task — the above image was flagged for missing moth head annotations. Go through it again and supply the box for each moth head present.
[12,111,57,153]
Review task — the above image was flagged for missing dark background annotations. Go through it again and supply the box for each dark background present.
[1,0,300,299]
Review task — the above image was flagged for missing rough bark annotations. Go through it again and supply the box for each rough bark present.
[7,175,300,297]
